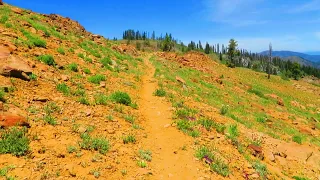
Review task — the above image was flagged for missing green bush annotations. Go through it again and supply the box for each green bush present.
[56,83,70,95]
[37,55,55,66]
[83,68,91,74]
[68,63,78,72]
[220,105,229,115]
[79,133,110,155]
[0,128,29,156]
[100,57,112,67]
[22,30,46,48]
[154,89,166,97]
[227,124,239,140]
[253,161,268,179]
[199,118,215,131]
[88,74,106,84]
[110,91,132,106]
[57,47,65,55]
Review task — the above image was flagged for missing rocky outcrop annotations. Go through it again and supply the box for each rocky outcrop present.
[0,113,30,128]
[0,47,32,81]
[0,0,3,5]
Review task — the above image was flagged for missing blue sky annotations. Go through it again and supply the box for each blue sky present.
[5,0,320,53]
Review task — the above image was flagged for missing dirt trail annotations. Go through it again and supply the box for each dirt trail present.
[139,57,205,179]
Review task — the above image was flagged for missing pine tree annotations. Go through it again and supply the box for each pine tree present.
[227,39,238,65]
[199,41,203,50]
[204,42,210,54]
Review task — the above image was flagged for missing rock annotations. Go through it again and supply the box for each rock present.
[266,152,275,162]
[208,135,215,140]
[61,75,69,81]
[1,32,18,39]
[277,99,284,106]
[85,109,92,116]
[0,0,3,5]
[0,55,32,81]
[250,173,260,179]
[0,102,3,111]
[248,144,264,159]
[77,127,87,134]
[164,124,170,128]
[99,81,106,88]
[176,76,186,84]
[33,96,49,102]
[11,7,23,15]
[107,128,115,134]
[0,113,30,128]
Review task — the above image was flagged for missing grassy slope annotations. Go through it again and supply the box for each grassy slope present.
[150,54,320,179]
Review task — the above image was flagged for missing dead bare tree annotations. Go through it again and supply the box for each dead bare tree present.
[268,43,272,79]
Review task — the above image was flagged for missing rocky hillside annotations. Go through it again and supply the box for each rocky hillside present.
[0,3,320,180]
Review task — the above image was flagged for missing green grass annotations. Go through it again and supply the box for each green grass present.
[78,97,90,105]
[57,47,65,55]
[67,146,77,153]
[0,128,29,156]
[220,105,229,115]
[139,149,152,162]
[43,115,57,125]
[248,88,266,99]
[68,63,78,72]
[0,15,9,24]
[21,29,46,48]
[56,83,70,95]
[110,91,132,106]
[195,146,230,177]
[292,135,303,144]
[123,134,136,144]
[88,74,106,84]
[37,55,55,66]
[137,160,147,168]
[29,73,37,81]
[94,93,108,105]
[0,89,6,102]
[83,68,91,74]
[154,88,166,97]
[100,57,112,68]
[124,115,135,124]
[78,53,85,59]
[199,118,215,131]
[253,161,268,179]
[79,133,110,155]
[292,176,310,180]
[227,124,239,140]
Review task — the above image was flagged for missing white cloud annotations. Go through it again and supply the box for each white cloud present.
[203,0,266,26]
[290,0,320,13]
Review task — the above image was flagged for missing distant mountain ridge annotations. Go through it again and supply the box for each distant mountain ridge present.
[260,50,320,68]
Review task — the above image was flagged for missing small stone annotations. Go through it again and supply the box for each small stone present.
[100,81,106,88]
[168,173,174,178]
[77,127,87,134]
[164,124,170,128]
[250,173,260,179]
[107,128,115,134]
[61,75,69,81]
[208,135,215,140]
[266,152,275,162]
[85,110,92,116]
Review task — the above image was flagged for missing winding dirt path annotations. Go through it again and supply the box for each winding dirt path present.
[139,57,205,179]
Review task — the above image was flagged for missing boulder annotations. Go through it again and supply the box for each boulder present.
[0,0,3,5]
[0,55,32,81]
[0,113,30,128]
